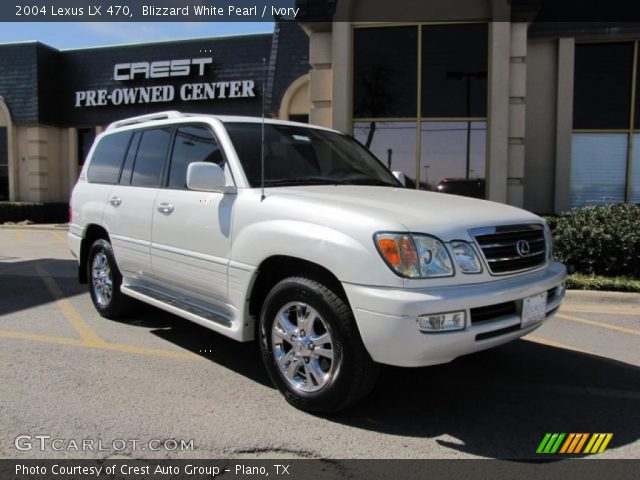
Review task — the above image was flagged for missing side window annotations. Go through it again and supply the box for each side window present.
[87,132,132,184]
[168,125,224,189]
[131,128,172,188]
[119,132,141,185]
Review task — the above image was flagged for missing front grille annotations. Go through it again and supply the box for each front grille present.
[470,301,516,324]
[471,224,546,275]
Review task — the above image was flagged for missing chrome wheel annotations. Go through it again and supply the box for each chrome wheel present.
[271,301,335,393]
[91,252,113,307]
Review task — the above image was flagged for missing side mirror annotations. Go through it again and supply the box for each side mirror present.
[186,162,234,193]
[392,171,406,187]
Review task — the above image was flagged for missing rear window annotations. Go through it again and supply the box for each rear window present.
[87,132,132,184]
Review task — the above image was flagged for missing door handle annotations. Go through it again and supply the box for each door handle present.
[157,203,174,214]
[109,196,122,206]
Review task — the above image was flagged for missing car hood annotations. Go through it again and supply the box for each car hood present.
[263,185,542,241]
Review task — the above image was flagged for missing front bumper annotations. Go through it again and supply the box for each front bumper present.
[343,261,567,367]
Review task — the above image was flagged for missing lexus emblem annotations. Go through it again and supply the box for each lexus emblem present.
[516,239,531,257]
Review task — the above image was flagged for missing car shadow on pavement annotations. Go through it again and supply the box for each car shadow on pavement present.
[125,301,640,459]
[0,259,84,316]
[127,305,273,388]
[330,340,640,459]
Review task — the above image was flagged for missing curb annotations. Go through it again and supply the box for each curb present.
[565,290,640,306]
[0,224,69,231]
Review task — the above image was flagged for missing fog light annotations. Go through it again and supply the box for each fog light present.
[418,311,466,332]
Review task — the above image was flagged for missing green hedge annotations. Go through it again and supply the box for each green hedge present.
[545,204,640,278]
[0,202,69,224]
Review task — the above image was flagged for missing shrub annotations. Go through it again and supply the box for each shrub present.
[545,204,640,278]
[0,202,69,224]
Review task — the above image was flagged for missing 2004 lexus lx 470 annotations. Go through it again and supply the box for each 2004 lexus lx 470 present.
[69,111,566,412]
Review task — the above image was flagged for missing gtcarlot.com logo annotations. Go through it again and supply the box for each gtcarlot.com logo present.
[536,433,613,455]
[14,435,194,452]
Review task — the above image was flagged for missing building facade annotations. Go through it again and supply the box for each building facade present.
[2,0,640,215]
[298,0,640,213]
[0,22,310,203]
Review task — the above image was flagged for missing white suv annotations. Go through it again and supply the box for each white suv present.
[69,111,566,412]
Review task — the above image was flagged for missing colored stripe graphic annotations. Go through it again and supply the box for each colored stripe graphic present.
[537,433,613,454]
[573,433,589,453]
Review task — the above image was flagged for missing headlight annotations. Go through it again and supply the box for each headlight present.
[374,233,454,278]
[450,241,483,273]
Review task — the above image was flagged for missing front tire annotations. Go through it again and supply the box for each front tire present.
[259,276,378,413]
[87,238,130,319]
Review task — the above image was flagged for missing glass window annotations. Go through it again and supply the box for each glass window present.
[632,134,640,204]
[421,24,488,118]
[353,26,418,118]
[225,122,399,188]
[77,128,96,167]
[131,128,171,188]
[420,121,487,197]
[168,125,223,190]
[118,132,140,185]
[0,166,7,201]
[87,131,132,184]
[570,133,628,207]
[353,121,417,187]
[573,43,633,130]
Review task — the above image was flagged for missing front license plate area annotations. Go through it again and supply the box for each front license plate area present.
[521,292,547,327]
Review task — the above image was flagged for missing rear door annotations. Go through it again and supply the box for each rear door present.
[103,127,172,277]
[150,123,234,302]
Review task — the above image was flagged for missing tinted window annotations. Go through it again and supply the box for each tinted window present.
[168,125,224,189]
[421,24,488,118]
[119,132,141,185]
[131,128,171,187]
[87,132,132,184]
[225,122,399,188]
[354,26,418,118]
[574,43,633,129]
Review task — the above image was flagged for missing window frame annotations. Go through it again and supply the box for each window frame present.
[572,40,640,204]
[351,22,491,189]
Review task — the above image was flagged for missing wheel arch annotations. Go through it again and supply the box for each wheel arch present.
[78,224,110,283]
[248,255,350,325]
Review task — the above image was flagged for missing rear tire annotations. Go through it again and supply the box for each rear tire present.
[87,238,131,319]
[259,276,378,413]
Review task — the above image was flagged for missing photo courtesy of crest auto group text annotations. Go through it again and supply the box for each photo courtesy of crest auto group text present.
[0,1,639,479]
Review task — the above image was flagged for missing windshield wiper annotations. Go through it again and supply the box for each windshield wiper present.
[337,178,397,187]
[263,177,339,187]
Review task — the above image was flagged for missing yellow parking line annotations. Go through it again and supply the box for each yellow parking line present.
[94,341,201,361]
[14,230,25,243]
[34,264,105,345]
[27,263,202,361]
[562,305,640,316]
[525,335,591,355]
[557,313,640,336]
[0,329,85,347]
[51,231,67,244]
[0,329,201,361]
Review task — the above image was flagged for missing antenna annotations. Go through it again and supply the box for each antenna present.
[261,57,266,202]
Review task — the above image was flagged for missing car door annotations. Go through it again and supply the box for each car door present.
[103,127,172,277]
[150,123,235,303]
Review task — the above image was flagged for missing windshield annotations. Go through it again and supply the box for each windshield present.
[224,122,401,188]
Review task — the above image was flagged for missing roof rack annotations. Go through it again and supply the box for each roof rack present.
[106,111,185,131]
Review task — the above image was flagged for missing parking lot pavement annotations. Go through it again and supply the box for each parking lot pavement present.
[1,226,639,459]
